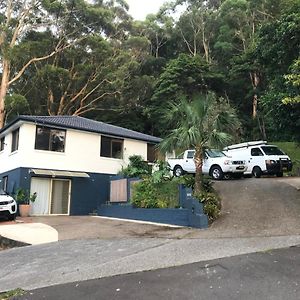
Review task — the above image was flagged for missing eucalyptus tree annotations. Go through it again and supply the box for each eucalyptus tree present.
[173,0,219,62]
[0,0,132,128]
[0,0,62,128]
[160,92,240,194]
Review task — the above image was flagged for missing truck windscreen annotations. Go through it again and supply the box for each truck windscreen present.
[261,146,285,155]
[206,150,225,158]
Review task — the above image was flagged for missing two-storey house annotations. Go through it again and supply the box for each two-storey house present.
[0,115,161,216]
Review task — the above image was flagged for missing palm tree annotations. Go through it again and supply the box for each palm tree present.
[160,92,240,194]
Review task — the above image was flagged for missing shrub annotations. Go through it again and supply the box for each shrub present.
[194,189,221,222]
[119,155,151,178]
[131,178,179,208]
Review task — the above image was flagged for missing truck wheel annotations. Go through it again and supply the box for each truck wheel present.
[211,166,224,180]
[252,166,262,178]
[276,172,283,177]
[173,165,184,177]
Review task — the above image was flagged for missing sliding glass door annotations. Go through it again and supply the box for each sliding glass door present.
[50,180,70,214]
[30,178,71,215]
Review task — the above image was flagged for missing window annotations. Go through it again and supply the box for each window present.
[187,151,195,159]
[35,126,66,152]
[2,176,8,192]
[251,148,263,156]
[147,144,157,163]
[100,136,123,159]
[0,137,5,151]
[11,128,19,152]
[261,146,285,156]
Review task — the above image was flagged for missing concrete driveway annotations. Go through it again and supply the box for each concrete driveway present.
[1,177,300,243]
[30,176,300,240]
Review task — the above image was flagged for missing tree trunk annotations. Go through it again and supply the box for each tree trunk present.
[194,146,203,195]
[0,59,10,128]
[250,71,260,119]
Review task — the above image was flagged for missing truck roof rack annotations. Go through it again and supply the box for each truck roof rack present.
[224,140,267,151]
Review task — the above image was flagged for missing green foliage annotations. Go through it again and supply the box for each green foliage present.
[195,190,221,222]
[0,288,25,300]
[14,188,37,205]
[151,160,171,183]
[271,142,300,176]
[131,178,179,209]
[119,155,151,178]
[282,59,300,104]
[5,94,30,122]
[2,0,299,143]
[159,92,240,194]
[178,174,195,190]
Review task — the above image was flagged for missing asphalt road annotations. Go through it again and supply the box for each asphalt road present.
[15,245,300,300]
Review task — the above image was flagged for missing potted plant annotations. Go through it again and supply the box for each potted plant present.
[15,188,37,217]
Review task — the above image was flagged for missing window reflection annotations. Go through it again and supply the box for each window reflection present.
[35,126,66,152]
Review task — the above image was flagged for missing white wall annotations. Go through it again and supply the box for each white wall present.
[0,123,148,175]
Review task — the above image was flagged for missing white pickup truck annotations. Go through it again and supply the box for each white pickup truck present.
[167,149,247,180]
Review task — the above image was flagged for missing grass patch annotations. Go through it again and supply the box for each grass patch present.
[0,289,25,299]
[271,142,300,176]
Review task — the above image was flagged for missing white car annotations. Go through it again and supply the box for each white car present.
[0,189,17,221]
[167,149,247,180]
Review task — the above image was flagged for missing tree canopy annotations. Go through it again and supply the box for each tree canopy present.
[0,0,299,142]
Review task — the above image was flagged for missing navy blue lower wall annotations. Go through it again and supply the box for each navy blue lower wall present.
[0,168,111,216]
[70,173,111,215]
[0,168,31,195]
[98,184,208,229]
[99,205,189,226]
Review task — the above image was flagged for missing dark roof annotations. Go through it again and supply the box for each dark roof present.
[0,115,162,143]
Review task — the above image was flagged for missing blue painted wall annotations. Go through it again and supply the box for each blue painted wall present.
[99,204,189,226]
[0,167,31,195]
[98,184,208,229]
[70,173,111,215]
[0,168,111,215]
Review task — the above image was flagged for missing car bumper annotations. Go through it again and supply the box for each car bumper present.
[266,161,293,174]
[0,204,17,215]
[223,165,247,173]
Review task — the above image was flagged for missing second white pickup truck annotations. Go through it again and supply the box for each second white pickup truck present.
[167,149,247,180]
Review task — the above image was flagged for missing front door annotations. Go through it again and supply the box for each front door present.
[30,178,71,215]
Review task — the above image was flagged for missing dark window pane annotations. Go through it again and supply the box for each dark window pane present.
[0,137,4,151]
[251,148,263,156]
[50,130,66,152]
[147,144,157,162]
[2,176,8,192]
[35,127,50,150]
[101,136,111,157]
[187,151,195,159]
[35,126,66,152]
[112,140,123,159]
[101,136,123,159]
[11,129,19,152]
[261,146,284,155]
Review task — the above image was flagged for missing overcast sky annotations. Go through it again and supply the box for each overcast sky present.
[126,0,168,20]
